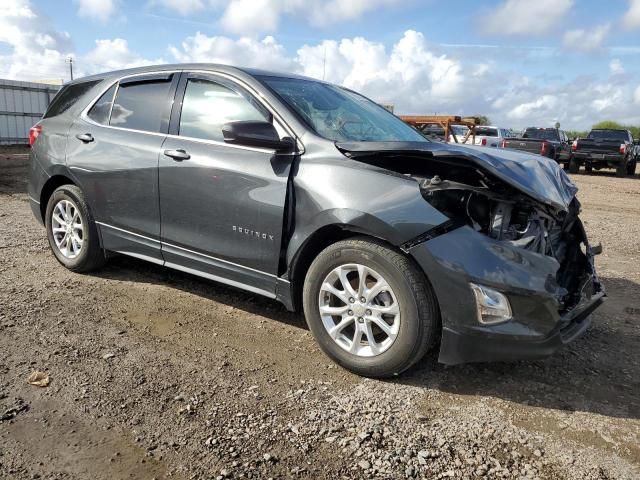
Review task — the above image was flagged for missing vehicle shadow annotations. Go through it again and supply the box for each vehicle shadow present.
[92,254,306,330]
[395,274,640,420]
[96,256,640,420]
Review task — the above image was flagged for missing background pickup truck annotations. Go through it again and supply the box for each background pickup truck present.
[500,127,571,166]
[570,129,638,177]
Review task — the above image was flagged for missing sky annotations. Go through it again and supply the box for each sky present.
[1,0,640,130]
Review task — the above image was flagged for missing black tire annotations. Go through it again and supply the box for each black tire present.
[584,164,593,173]
[302,237,439,378]
[627,158,637,176]
[568,157,580,174]
[616,160,627,177]
[45,185,106,272]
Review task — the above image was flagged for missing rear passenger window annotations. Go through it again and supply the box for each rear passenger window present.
[43,80,101,118]
[179,78,270,142]
[87,84,117,125]
[110,79,172,133]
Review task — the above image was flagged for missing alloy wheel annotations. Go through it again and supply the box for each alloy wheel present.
[51,199,84,259]
[318,263,400,357]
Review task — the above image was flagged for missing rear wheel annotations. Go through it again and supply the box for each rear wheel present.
[616,160,628,177]
[627,158,637,176]
[45,185,106,272]
[302,238,439,378]
[568,157,580,174]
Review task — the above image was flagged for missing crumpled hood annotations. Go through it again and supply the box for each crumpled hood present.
[336,141,578,212]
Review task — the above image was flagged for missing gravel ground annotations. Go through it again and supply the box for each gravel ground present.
[1,149,639,479]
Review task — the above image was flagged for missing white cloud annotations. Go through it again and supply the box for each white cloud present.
[563,23,610,52]
[0,0,73,81]
[168,33,294,71]
[219,0,283,34]
[154,0,401,34]
[75,0,116,21]
[82,38,163,73]
[506,95,560,121]
[482,0,574,36]
[303,0,401,27]
[623,0,640,29]
[633,85,640,105]
[168,30,468,112]
[152,0,220,16]
[610,58,624,75]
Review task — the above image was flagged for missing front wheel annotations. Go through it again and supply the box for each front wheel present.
[45,185,106,272]
[302,238,439,378]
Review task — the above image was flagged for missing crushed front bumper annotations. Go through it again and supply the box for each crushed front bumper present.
[408,225,605,365]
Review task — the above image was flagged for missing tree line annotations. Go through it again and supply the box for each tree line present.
[473,116,639,140]
[565,121,640,140]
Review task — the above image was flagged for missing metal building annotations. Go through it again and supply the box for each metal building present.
[0,79,60,145]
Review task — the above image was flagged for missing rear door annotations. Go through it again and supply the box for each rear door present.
[158,72,296,297]
[67,72,179,263]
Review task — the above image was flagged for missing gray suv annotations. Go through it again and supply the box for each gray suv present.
[28,64,604,377]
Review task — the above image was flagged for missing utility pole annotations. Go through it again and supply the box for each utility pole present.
[322,46,326,81]
[66,57,74,81]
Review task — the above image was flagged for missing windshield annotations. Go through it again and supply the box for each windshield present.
[451,126,469,136]
[587,130,629,141]
[258,76,426,142]
[523,128,559,141]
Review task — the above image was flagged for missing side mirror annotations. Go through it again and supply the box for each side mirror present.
[222,121,294,152]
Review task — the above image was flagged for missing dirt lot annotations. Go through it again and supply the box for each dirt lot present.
[1,148,638,480]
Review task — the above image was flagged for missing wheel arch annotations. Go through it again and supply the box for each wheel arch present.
[285,217,440,316]
[39,174,77,222]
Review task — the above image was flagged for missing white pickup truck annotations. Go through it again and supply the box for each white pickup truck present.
[449,126,513,147]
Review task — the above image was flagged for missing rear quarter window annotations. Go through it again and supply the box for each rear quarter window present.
[87,84,117,125]
[43,80,102,119]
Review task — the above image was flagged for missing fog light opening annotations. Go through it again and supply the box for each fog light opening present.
[470,283,512,325]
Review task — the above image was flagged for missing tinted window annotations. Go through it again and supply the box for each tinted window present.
[179,78,269,142]
[43,80,101,118]
[587,130,629,142]
[87,84,117,125]
[260,76,426,142]
[523,128,560,141]
[476,127,498,137]
[111,80,172,133]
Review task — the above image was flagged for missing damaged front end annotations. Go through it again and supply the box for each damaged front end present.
[413,172,602,316]
[338,142,605,364]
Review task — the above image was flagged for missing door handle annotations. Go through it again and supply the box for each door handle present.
[76,133,94,143]
[164,149,190,161]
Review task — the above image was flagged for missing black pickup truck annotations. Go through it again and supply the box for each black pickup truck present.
[570,129,638,176]
[500,127,571,166]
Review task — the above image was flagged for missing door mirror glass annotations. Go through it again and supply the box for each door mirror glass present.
[222,121,294,152]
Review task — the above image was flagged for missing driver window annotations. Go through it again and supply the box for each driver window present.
[179,78,271,142]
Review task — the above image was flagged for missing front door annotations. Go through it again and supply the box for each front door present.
[158,73,295,296]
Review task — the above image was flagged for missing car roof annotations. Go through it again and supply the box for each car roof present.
[71,63,319,85]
